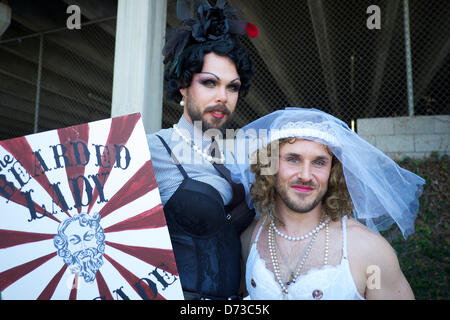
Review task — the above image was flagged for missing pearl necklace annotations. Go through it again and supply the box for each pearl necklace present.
[173,124,225,164]
[268,217,330,296]
[270,215,330,241]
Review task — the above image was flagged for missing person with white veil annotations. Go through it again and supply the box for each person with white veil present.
[227,107,425,300]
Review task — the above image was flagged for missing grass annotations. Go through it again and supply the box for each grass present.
[381,153,449,299]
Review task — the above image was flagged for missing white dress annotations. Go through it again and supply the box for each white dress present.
[245,216,365,300]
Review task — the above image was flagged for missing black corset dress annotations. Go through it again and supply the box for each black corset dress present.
[156,135,254,299]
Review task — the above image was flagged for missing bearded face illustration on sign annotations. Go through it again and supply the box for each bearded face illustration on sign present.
[54,213,105,283]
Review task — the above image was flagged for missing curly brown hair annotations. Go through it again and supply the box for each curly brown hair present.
[249,138,353,224]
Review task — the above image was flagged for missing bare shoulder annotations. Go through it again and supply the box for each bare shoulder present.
[345,217,398,265]
[346,217,390,245]
[345,217,414,299]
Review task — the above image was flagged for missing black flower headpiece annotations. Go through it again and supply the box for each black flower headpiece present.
[163,0,258,77]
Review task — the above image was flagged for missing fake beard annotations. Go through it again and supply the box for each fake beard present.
[70,247,104,283]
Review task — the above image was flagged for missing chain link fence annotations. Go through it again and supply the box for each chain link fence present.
[409,0,450,117]
[0,14,115,140]
[163,0,449,130]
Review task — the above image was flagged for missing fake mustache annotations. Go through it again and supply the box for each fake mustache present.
[291,180,318,188]
[203,104,231,116]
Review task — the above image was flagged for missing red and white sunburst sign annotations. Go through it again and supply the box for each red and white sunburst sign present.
[0,113,183,300]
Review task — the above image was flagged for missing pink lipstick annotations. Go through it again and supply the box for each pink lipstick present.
[210,111,225,119]
[292,185,314,192]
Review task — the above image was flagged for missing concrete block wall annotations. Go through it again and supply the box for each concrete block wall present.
[357,115,449,160]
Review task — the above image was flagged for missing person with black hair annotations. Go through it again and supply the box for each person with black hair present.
[146,0,258,300]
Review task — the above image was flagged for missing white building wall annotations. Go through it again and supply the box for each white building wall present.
[357,115,450,160]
